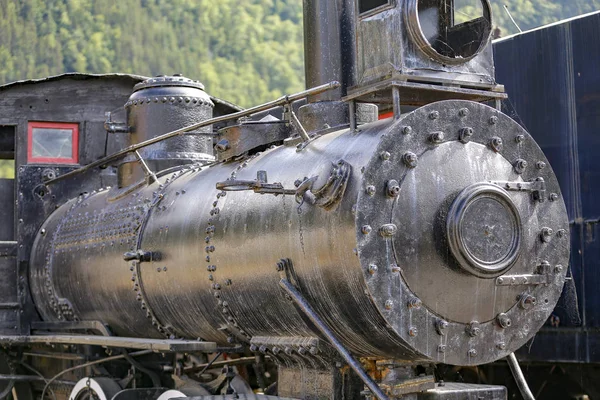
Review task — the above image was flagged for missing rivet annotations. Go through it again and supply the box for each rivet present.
[380,151,391,160]
[437,345,446,353]
[403,152,418,168]
[391,264,401,273]
[361,225,372,234]
[490,137,503,152]
[366,185,376,196]
[549,193,559,202]
[496,313,511,329]
[380,224,398,237]
[536,161,547,170]
[489,116,498,125]
[459,108,469,117]
[408,327,418,337]
[497,343,507,350]
[385,300,393,310]
[429,111,439,120]
[468,349,477,357]
[497,277,504,285]
[556,229,567,238]
[368,264,378,275]
[403,126,413,135]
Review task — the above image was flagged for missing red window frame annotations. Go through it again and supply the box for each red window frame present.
[27,121,79,164]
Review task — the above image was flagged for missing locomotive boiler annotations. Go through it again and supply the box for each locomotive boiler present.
[0,1,573,399]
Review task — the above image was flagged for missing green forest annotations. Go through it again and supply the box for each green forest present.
[0,0,598,179]
[0,0,598,107]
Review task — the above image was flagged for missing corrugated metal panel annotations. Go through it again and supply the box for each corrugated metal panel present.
[494,12,600,363]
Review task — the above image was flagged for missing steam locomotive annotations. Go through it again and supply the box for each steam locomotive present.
[0,1,573,399]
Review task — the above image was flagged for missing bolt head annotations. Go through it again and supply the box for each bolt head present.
[368,264,378,275]
[536,161,547,170]
[468,349,478,357]
[403,152,418,168]
[496,313,511,329]
[459,108,469,117]
[402,126,413,135]
[514,159,528,174]
[380,151,391,160]
[490,137,503,152]
[408,327,418,337]
[541,227,554,243]
[515,134,525,143]
[429,131,445,144]
[385,300,393,310]
[555,265,564,273]
[429,111,439,120]
[386,180,401,197]
[489,116,499,125]
[437,345,446,353]
[459,127,474,143]
[549,193,559,202]
[361,225,372,234]
[366,185,376,196]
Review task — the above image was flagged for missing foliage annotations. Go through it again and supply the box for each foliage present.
[0,0,597,110]
[0,160,14,179]
[0,0,304,108]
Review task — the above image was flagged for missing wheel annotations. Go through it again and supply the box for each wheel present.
[69,378,121,400]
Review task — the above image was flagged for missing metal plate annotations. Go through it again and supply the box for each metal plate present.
[356,100,570,366]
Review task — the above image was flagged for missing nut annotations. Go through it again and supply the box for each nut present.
[490,137,503,152]
[496,313,511,329]
[403,152,418,168]
[459,127,474,143]
[386,180,401,197]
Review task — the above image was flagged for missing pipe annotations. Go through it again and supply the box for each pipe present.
[303,0,355,102]
[279,278,389,400]
[507,352,535,400]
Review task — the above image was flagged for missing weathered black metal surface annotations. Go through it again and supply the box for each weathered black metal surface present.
[120,75,215,187]
[357,100,569,366]
[29,99,569,368]
[419,383,506,400]
[494,11,600,364]
[0,179,14,241]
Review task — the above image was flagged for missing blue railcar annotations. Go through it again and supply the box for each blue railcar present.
[492,10,600,398]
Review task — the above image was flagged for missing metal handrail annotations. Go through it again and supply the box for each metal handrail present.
[44,81,340,186]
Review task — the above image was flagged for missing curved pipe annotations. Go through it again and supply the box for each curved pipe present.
[507,352,535,400]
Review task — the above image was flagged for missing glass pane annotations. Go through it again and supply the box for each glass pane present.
[32,128,73,159]
[0,160,14,179]
[359,0,389,14]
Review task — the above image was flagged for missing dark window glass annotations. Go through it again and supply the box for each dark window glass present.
[417,0,490,59]
[359,0,390,14]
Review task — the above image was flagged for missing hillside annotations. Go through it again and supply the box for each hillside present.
[0,0,598,110]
